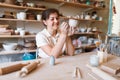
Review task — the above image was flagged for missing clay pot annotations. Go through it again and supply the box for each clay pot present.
[27,13,35,20]
[24,42,35,48]
[4,0,16,4]
[24,40,36,48]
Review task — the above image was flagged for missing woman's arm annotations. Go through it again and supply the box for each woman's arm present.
[40,34,66,58]
[66,36,75,56]
[40,22,69,58]
[65,27,75,56]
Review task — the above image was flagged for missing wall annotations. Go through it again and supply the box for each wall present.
[112,0,120,35]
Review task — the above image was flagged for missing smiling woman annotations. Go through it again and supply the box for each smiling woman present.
[36,8,75,58]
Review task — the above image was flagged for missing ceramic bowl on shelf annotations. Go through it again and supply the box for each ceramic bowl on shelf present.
[80,27,87,33]
[2,43,18,51]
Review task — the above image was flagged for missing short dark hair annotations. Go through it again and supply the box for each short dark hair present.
[41,8,59,20]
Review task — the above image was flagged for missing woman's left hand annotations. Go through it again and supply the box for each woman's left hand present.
[68,26,75,36]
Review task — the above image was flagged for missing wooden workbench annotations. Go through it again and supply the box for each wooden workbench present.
[0,52,119,80]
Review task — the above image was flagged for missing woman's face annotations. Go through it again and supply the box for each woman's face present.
[43,12,59,31]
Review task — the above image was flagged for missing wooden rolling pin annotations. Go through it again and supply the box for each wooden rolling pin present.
[18,60,40,77]
[86,64,117,80]
[0,62,29,75]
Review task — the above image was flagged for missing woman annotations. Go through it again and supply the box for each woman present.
[36,8,75,58]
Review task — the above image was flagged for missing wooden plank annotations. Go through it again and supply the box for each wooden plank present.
[0,3,45,11]
[0,18,42,22]
[100,62,120,75]
[0,17,103,23]
[45,0,105,10]
[0,49,36,55]
[0,35,35,38]
[74,32,96,35]
[0,52,118,80]
[60,16,104,23]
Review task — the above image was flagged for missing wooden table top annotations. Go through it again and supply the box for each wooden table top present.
[0,52,119,80]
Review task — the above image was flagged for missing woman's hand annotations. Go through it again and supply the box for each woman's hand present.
[59,22,69,36]
[68,26,75,36]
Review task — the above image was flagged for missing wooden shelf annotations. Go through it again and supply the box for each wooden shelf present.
[0,3,46,11]
[45,0,105,10]
[61,16,104,23]
[0,49,36,55]
[74,32,96,35]
[108,35,120,38]
[0,35,35,38]
[0,18,42,22]
[75,44,96,49]
[91,31,102,33]
[108,35,120,40]
[0,17,103,23]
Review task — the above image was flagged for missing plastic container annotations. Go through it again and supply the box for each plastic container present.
[22,52,36,60]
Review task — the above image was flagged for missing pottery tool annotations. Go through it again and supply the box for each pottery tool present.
[88,73,98,80]
[86,64,117,80]
[49,56,55,66]
[105,35,108,45]
[73,67,82,79]
[17,60,40,77]
[0,62,29,75]
[100,62,120,75]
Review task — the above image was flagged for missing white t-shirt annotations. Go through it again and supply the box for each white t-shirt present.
[36,29,66,58]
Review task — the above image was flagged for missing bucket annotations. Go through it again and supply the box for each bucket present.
[22,52,36,60]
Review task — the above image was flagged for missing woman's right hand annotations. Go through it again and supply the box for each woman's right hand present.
[59,22,69,36]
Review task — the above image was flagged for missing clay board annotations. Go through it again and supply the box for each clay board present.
[100,62,120,75]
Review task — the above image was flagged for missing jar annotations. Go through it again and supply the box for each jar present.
[97,51,108,64]
[90,55,99,67]
[19,12,26,20]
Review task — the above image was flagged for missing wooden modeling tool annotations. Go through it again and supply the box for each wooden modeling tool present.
[17,60,40,77]
[88,73,98,80]
[73,67,82,79]
[0,62,29,75]
[100,62,120,75]
[86,64,117,80]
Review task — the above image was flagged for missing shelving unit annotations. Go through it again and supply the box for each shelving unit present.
[44,0,105,51]
[0,0,107,55]
[0,2,43,55]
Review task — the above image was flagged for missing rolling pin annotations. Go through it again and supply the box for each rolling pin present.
[18,60,40,77]
[0,62,29,75]
[86,64,117,80]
